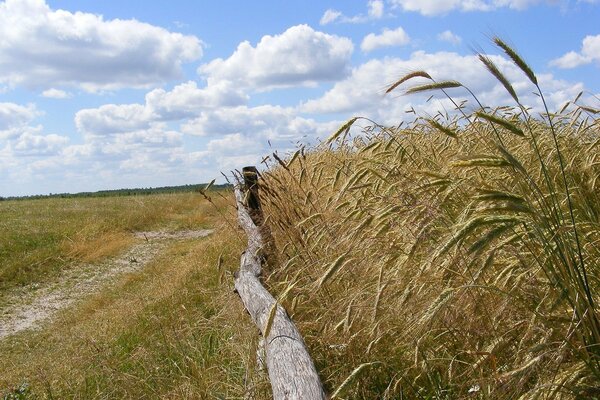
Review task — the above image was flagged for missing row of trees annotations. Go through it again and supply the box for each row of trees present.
[0,183,231,201]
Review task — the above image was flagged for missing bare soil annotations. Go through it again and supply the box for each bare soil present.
[0,229,213,339]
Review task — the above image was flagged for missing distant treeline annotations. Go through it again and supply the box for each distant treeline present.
[0,183,232,201]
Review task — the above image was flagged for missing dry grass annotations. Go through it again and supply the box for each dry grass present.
[0,192,274,399]
[0,193,214,295]
[252,42,600,398]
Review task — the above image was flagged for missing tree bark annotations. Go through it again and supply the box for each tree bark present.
[234,166,326,400]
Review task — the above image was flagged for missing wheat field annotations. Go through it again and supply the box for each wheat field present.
[251,40,600,398]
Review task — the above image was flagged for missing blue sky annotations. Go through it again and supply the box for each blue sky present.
[0,0,598,196]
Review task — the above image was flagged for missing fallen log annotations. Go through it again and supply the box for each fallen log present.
[234,166,326,400]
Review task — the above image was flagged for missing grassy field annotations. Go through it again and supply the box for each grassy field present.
[0,192,272,398]
[2,40,599,399]
[0,193,215,295]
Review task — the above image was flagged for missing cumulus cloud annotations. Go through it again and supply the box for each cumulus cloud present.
[198,25,353,90]
[180,105,337,141]
[144,81,248,120]
[361,27,411,52]
[61,101,338,195]
[320,9,343,25]
[388,0,549,16]
[320,0,385,25]
[41,88,72,99]
[437,30,462,45]
[74,78,250,138]
[67,82,339,192]
[0,101,70,162]
[0,102,40,135]
[301,51,585,124]
[76,104,154,137]
[0,0,202,92]
[1,114,195,196]
[180,105,340,172]
[550,34,600,68]
[369,0,385,17]
[11,131,69,156]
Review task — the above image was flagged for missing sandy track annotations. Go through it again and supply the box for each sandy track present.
[0,229,213,340]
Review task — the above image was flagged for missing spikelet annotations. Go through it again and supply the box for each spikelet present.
[405,81,462,95]
[452,156,510,168]
[468,224,514,254]
[436,215,522,257]
[272,152,289,171]
[287,149,301,168]
[337,168,369,199]
[203,179,215,191]
[494,37,537,85]
[427,119,458,138]
[317,254,351,288]
[326,117,359,145]
[474,189,527,204]
[475,111,525,137]
[580,106,600,114]
[420,287,454,325]
[479,54,519,103]
[331,362,381,399]
[496,145,527,173]
[386,70,432,94]
[263,302,278,338]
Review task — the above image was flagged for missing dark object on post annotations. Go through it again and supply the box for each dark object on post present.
[242,166,261,214]
[234,166,326,400]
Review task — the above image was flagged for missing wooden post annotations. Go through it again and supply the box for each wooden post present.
[242,166,261,215]
[234,166,326,400]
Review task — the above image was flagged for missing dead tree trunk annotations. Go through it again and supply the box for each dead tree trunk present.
[234,166,326,400]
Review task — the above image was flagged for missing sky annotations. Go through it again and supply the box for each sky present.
[0,0,598,196]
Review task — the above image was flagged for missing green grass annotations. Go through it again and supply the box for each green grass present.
[0,193,272,399]
[0,193,214,294]
[0,229,269,398]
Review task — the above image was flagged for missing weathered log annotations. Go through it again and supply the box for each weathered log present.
[234,166,326,400]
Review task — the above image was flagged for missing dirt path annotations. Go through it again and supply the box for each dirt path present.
[0,229,213,340]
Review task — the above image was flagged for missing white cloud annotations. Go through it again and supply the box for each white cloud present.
[180,105,337,141]
[301,51,585,124]
[0,101,70,161]
[320,9,342,24]
[198,25,353,90]
[65,83,341,193]
[2,117,196,196]
[145,81,247,119]
[61,102,338,192]
[550,34,600,69]
[320,0,385,25]
[11,131,69,156]
[388,0,549,16]
[361,27,411,52]
[438,30,462,45]
[41,88,72,99]
[0,0,202,92]
[75,104,153,136]
[206,133,263,155]
[388,0,489,15]
[181,105,340,172]
[0,102,40,135]
[74,78,249,138]
[368,0,385,18]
